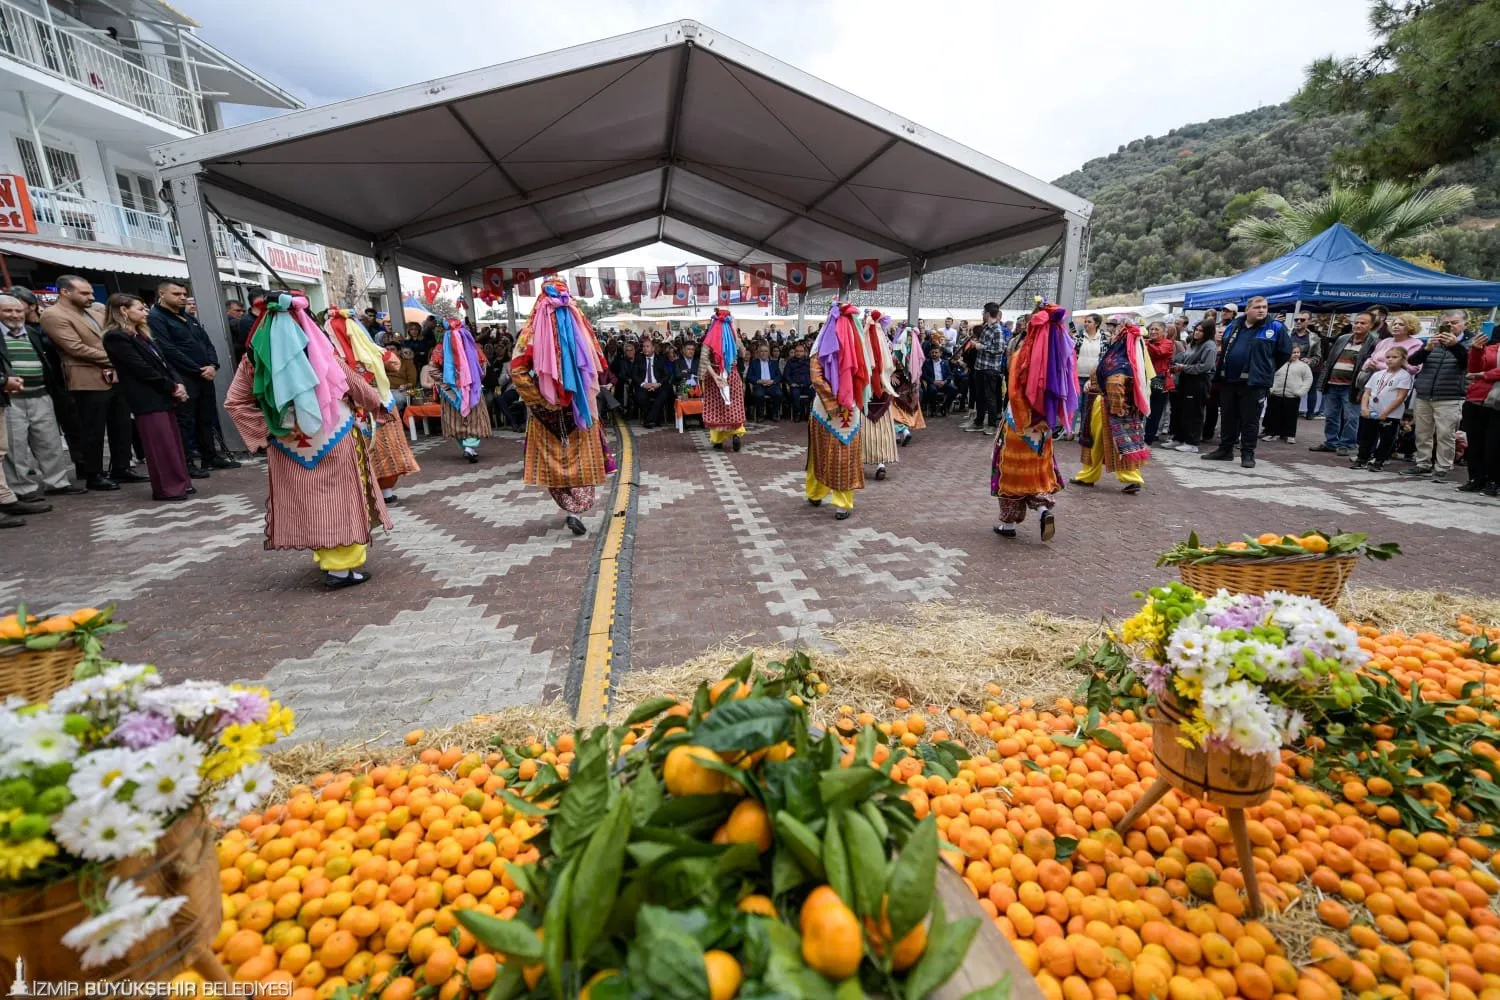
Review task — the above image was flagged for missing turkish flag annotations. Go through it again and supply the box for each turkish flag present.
[756,284,770,305]
[673,284,689,307]
[421,275,442,302]
[627,269,644,302]
[576,274,593,297]
[786,263,808,293]
[819,260,843,290]
[749,263,772,289]
[599,267,618,298]
[776,286,789,309]
[482,267,506,296]
[512,269,534,296]
[855,259,879,291]
[689,265,708,298]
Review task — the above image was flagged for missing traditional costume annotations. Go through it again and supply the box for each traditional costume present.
[424,318,491,462]
[225,293,391,588]
[698,309,747,450]
[860,310,898,480]
[888,323,926,443]
[324,308,418,502]
[1075,317,1153,493]
[509,278,613,536]
[991,304,1078,540]
[806,302,869,519]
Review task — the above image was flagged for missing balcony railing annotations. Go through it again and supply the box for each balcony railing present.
[30,185,180,256]
[0,0,204,132]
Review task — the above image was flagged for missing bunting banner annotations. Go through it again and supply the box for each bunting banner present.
[420,275,443,301]
[856,259,879,291]
[819,260,843,290]
[576,274,593,297]
[749,263,772,290]
[776,286,789,309]
[717,285,731,305]
[756,283,770,306]
[627,268,644,303]
[657,266,676,294]
[787,263,808,293]
[512,268,534,296]
[599,267,618,298]
[673,284,690,307]
[481,267,506,297]
[689,265,708,297]
[719,265,739,289]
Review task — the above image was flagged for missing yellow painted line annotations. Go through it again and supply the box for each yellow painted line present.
[575,414,634,727]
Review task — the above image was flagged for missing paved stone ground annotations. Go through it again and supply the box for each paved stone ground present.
[6,413,1497,744]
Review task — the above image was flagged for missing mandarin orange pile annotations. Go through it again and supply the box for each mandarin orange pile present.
[194,620,1500,1000]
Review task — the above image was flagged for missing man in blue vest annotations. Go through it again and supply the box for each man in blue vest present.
[1202,295,1292,469]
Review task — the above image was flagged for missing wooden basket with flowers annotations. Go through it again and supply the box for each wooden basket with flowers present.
[1156,530,1400,607]
[0,665,295,987]
[1,604,124,705]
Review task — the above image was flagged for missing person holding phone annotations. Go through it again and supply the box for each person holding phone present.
[1353,345,1414,471]
[1459,326,1500,497]
[1403,311,1470,482]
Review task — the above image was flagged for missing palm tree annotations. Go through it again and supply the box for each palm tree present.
[1228,169,1473,257]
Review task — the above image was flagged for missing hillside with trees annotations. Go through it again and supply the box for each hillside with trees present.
[1059,105,1500,297]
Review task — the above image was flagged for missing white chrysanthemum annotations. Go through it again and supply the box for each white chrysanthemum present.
[61,878,185,969]
[51,663,159,714]
[136,680,237,723]
[131,739,203,815]
[219,760,274,819]
[0,711,78,772]
[68,747,146,806]
[52,798,161,861]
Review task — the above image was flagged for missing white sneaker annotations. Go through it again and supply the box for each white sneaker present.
[1175,443,1199,453]
[1286,438,1295,445]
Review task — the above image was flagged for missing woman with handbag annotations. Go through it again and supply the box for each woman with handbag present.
[100,294,193,502]
[1459,329,1500,497]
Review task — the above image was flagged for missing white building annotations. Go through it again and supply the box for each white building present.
[0,0,328,310]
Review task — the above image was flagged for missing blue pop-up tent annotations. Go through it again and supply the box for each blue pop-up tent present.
[1183,223,1500,311]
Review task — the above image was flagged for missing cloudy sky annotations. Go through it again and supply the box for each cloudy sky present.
[178,0,1373,270]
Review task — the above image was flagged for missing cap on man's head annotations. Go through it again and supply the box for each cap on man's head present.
[1221,303,1238,312]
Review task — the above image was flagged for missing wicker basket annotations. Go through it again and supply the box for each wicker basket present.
[0,808,229,989]
[1150,696,1276,808]
[0,640,85,705]
[1178,552,1357,607]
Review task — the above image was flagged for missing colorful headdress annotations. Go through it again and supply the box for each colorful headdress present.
[704,309,738,373]
[813,302,869,410]
[248,292,349,440]
[522,277,605,430]
[324,308,392,407]
[437,317,484,417]
[1020,304,1079,430]
[864,310,895,400]
[1100,322,1154,416]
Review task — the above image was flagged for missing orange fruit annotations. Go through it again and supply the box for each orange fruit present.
[799,885,862,980]
[703,949,742,1000]
[712,799,772,852]
[663,745,729,797]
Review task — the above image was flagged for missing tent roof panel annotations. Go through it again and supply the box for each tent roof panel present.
[154,20,1089,279]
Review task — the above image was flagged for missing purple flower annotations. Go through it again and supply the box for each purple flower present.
[111,711,177,749]
[221,690,270,728]
[1143,660,1173,696]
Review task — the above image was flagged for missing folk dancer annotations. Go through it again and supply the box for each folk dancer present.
[699,309,747,451]
[991,303,1078,540]
[509,278,614,536]
[225,293,390,589]
[323,308,419,503]
[1074,315,1153,494]
[422,318,490,462]
[861,310,899,480]
[887,323,925,446]
[806,302,869,520]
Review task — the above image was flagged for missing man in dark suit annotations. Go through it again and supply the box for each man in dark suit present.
[633,338,671,427]
[147,280,239,477]
[745,343,783,421]
[783,342,813,420]
[612,339,639,418]
[673,340,700,392]
[921,345,958,416]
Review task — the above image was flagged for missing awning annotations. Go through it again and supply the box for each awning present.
[0,239,244,285]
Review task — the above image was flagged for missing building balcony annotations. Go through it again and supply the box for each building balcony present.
[0,0,203,133]
[30,184,179,256]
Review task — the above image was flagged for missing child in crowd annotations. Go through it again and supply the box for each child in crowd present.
[1262,345,1313,443]
[1353,346,1414,471]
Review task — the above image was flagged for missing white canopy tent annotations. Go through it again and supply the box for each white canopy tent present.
[151,19,1089,444]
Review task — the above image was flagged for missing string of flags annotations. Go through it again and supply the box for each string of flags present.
[437,259,883,307]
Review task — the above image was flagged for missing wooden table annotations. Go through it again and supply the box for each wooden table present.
[405,403,442,440]
[675,398,703,432]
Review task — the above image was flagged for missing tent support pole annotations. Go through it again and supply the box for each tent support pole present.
[907,263,924,330]
[1056,216,1086,310]
[463,271,479,331]
[795,291,806,336]
[165,170,242,452]
[379,253,403,336]
[506,286,518,337]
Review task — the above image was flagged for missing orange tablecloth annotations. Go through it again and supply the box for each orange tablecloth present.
[405,403,442,439]
[675,398,703,432]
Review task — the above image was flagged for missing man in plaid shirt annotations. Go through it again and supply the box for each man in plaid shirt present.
[965,301,1009,432]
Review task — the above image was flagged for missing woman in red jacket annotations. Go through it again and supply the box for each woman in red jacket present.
[1459,329,1500,497]
[1143,321,1177,446]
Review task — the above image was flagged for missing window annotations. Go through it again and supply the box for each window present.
[115,172,160,214]
[16,137,83,194]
